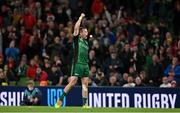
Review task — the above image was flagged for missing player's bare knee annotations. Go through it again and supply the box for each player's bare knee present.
[82,84,88,92]
[70,79,77,86]
[83,81,88,86]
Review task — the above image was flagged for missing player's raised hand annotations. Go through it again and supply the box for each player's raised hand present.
[74,13,86,36]
[79,13,85,20]
[81,13,85,18]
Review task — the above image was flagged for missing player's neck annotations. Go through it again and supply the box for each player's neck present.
[80,37,86,40]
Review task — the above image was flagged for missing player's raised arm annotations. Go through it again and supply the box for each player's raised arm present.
[73,13,85,36]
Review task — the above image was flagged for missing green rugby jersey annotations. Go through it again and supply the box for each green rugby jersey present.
[72,35,89,64]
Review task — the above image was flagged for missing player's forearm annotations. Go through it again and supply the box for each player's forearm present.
[73,18,83,34]
[73,13,85,36]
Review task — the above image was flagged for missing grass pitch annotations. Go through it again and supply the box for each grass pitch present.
[0,106,180,113]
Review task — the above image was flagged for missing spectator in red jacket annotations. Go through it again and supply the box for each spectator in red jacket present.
[91,0,104,15]
[35,67,48,83]
[21,8,36,31]
[26,59,38,79]
[19,27,30,53]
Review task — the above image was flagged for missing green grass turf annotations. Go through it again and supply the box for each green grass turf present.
[0,106,180,113]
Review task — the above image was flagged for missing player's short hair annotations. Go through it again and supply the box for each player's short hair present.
[79,27,87,33]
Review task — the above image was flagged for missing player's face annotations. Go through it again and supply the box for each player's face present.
[80,29,88,39]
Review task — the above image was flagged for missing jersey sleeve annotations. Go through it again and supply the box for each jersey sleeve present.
[73,35,79,41]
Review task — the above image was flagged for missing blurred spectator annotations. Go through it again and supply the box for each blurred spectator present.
[135,76,146,87]
[105,27,116,45]
[144,47,154,70]
[164,56,180,86]
[147,54,163,86]
[33,55,42,66]
[53,55,62,66]
[48,64,64,86]
[88,77,97,86]
[55,6,69,25]
[26,59,38,79]
[42,56,51,75]
[0,68,8,86]
[105,51,124,76]
[19,26,30,54]
[158,46,167,69]
[119,43,132,73]
[139,71,148,85]
[128,66,137,78]
[4,64,18,85]
[151,27,160,49]
[129,45,145,73]
[91,0,104,15]
[123,76,135,87]
[109,75,119,86]
[0,55,4,68]
[21,8,36,31]
[160,76,171,88]
[171,80,177,88]
[165,32,173,47]
[25,35,41,60]
[12,8,21,27]
[5,40,19,62]
[35,67,48,84]
[47,36,64,61]
[16,55,28,78]
[7,57,16,70]
[119,73,128,86]
[89,65,97,78]
[94,70,108,86]
[21,80,41,106]
[173,0,180,35]
[89,49,100,67]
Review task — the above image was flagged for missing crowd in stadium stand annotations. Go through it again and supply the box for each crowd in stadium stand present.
[0,0,180,87]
